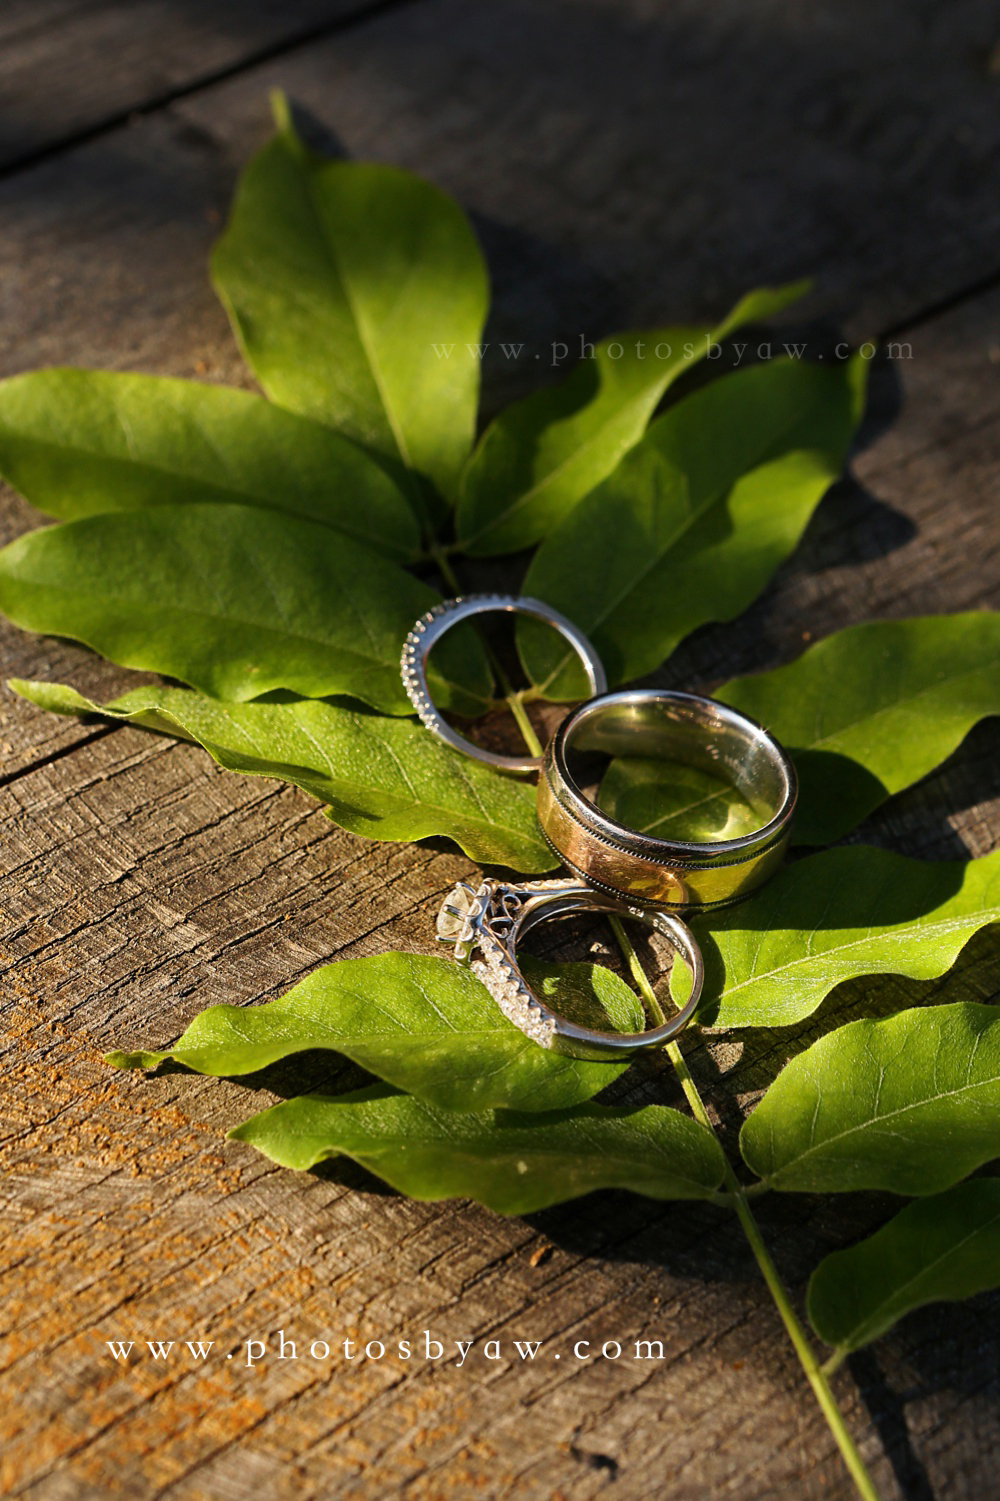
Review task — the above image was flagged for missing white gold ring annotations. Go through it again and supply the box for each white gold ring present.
[401,594,607,775]
[436,876,703,1060]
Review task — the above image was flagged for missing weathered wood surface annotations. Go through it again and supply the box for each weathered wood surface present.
[2,3,1000,1498]
[0,0,387,172]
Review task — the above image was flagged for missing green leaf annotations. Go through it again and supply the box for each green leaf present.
[519,354,864,698]
[211,96,488,504]
[0,503,490,715]
[229,1085,728,1213]
[698,844,1000,1029]
[740,1002,1000,1195]
[0,370,420,562]
[456,281,810,556]
[807,1180,1000,1354]
[10,681,552,872]
[107,951,635,1113]
[718,613,1000,845]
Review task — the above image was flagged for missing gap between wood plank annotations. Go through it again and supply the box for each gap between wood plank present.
[0,0,428,183]
[880,263,1000,341]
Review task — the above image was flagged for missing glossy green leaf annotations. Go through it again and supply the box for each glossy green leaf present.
[807,1180,1000,1353]
[211,95,488,504]
[107,951,636,1112]
[718,613,1000,845]
[10,680,552,871]
[0,503,490,714]
[699,844,1000,1029]
[456,281,809,556]
[0,370,419,561]
[741,1002,1000,1195]
[230,1085,727,1213]
[520,354,864,698]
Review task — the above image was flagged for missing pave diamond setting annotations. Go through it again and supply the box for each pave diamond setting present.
[400,602,454,728]
[436,878,561,1048]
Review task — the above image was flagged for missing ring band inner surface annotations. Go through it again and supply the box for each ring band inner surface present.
[508,889,703,1056]
[553,691,795,860]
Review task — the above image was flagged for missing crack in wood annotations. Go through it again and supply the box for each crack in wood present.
[0,0,429,183]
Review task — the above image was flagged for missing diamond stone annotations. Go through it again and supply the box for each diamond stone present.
[436,883,478,942]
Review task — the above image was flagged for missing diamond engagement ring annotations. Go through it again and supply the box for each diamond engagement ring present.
[436,877,703,1059]
[401,594,607,775]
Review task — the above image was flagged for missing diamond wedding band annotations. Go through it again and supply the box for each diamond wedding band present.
[537,689,797,910]
[400,594,607,775]
[436,877,703,1059]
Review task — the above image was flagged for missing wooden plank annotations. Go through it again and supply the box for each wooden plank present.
[2,3,999,381]
[1,11,999,1496]
[0,4,96,46]
[0,0,394,171]
[0,1,997,411]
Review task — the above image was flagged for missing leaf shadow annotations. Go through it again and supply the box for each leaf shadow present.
[847,1346,938,1501]
[796,471,917,568]
[141,1046,368,1102]
[471,212,629,425]
[843,715,1000,862]
[787,747,890,848]
[282,100,350,161]
[848,1269,1000,1406]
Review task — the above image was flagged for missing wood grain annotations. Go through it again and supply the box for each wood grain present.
[1,5,1000,1498]
[0,0,396,172]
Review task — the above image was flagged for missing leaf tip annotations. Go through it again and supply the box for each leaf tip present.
[269,88,293,138]
[269,89,312,164]
[782,274,813,302]
[104,1048,164,1071]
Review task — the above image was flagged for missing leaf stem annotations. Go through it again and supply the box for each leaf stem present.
[608,916,882,1501]
[428,540,463,595]
[729,1191,880,1501]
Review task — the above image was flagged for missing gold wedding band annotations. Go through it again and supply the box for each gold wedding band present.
[537,689,797,910]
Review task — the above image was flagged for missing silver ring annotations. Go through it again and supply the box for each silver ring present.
[537,689,797,910]
[436,877,703,1059]
[400,594,607,775]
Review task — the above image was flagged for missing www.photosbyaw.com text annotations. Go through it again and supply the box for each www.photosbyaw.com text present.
[105,1330,670,1368]
[429,335,913,367]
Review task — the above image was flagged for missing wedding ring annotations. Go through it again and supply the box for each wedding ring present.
[537,689,797,910]
[401,594,607,774]
[436,877,703,1059]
